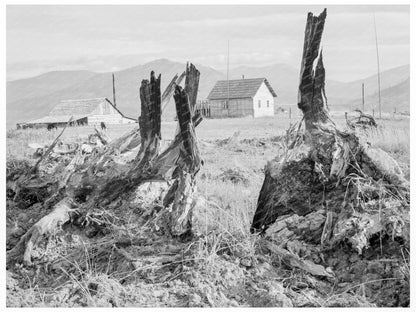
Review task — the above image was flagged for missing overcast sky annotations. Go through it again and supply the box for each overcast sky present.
[7,5,409,82]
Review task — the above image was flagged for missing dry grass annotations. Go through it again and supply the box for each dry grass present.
[356,124,410,179]
[6,128,57,159]
[357,126,409,155]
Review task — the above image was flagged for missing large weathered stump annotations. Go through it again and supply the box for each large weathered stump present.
[7,63,204,265]
[251,9,409,258]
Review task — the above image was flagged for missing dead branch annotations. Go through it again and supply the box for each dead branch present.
[94,126,112,145]
[161,71,185,112]
[263,241,333,277]
[32,116,74,174]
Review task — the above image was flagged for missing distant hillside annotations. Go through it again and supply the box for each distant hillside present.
[7,70,96,103]
[7,70,98,128]
[345,77,410,113]
[6,60,409,128]
[326,64,410,109]
[6,59,225,127]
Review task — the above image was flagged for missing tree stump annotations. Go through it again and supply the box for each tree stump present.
[7,63,204,266]
[251,9,409,258]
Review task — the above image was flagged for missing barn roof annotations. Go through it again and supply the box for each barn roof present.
[207,78,277,100]
[49,98,114,116]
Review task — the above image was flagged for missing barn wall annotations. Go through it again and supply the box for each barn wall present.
[87,114,135,125]
[208,98,253,118]
[92,101,118,115]
[26,123,48,129]
[88,101,136,124]
[26,117,88,129]
[252,82,275,117]
[73,117,88,126]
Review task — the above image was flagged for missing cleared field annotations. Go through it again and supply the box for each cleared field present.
[6,113,410,307]
[64,113,411,141]
[7,113,410,151]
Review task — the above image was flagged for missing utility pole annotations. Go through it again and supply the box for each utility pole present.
[373,14,381,119]
[227,40,230,117]
[112,73,117,108]
[362,83,365,111]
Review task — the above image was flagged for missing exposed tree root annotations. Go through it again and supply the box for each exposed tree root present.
[7,197,79,266]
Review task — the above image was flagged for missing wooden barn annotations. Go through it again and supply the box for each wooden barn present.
[24,98,136,129]
[206,78,277,118]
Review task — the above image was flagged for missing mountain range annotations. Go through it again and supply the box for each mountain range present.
[6,59,409,128]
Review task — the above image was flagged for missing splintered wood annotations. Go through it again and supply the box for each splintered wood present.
[298,9,331,133]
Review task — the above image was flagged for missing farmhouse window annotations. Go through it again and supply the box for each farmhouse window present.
[267,100,270,107]
[222,101,228,109]
[258,100,261,108]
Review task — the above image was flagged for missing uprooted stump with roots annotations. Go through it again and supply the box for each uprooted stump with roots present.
[252,9,409,306]
[7,63,204,268]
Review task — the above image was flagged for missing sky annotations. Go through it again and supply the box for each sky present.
[6,5,410,82]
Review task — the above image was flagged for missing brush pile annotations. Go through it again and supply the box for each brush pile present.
[346,109,378,130]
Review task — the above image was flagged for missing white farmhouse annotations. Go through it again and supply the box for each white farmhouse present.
[206,78,277,118]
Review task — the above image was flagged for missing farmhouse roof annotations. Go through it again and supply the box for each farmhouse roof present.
[207,78,277,100]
